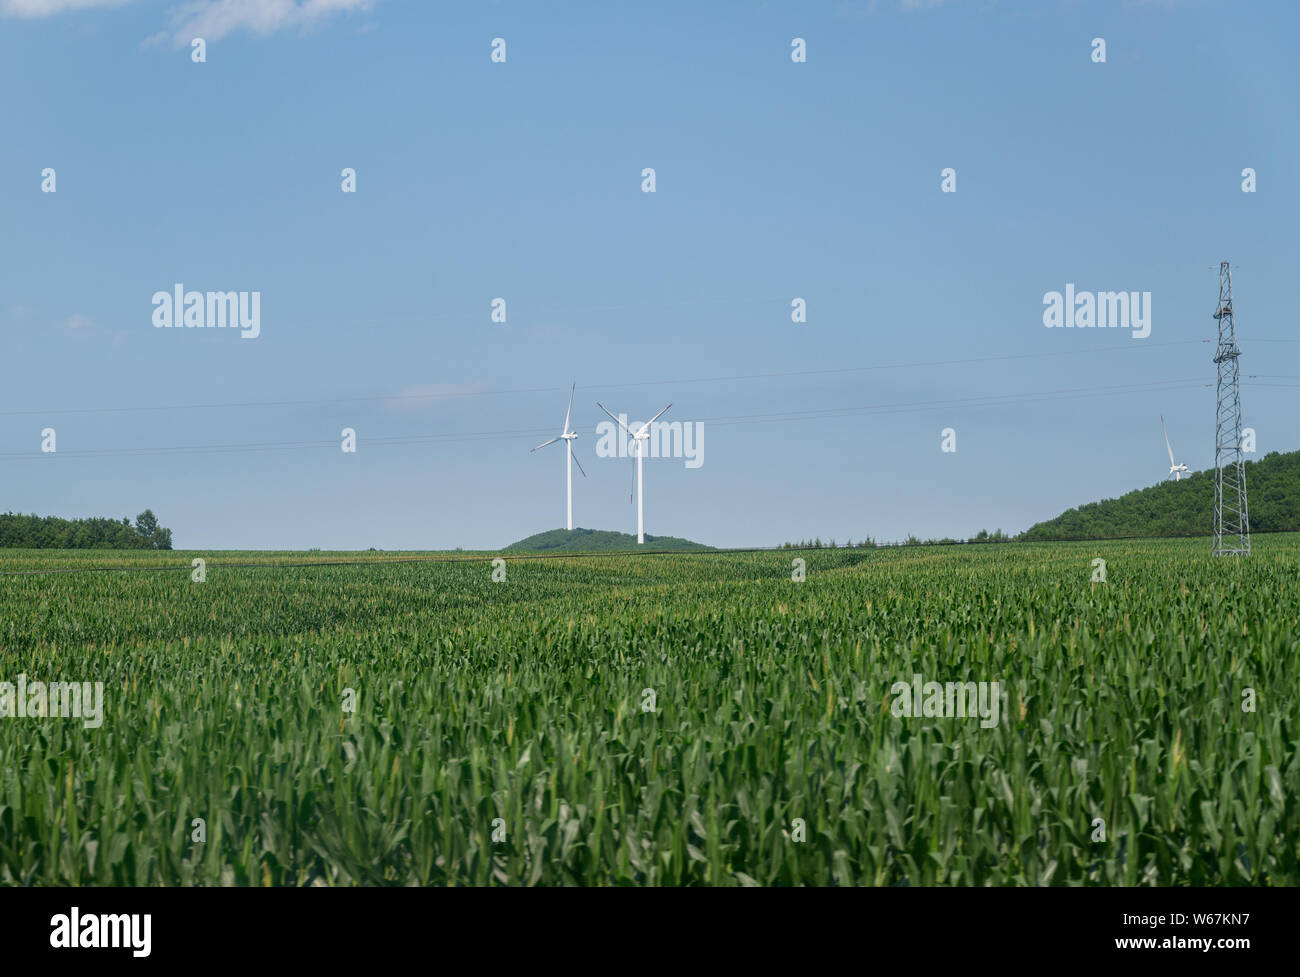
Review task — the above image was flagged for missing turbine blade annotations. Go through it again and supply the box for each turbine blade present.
[531,436,561,452]
[630,452,635,504]
[597,402,635,436]
[572,449,586,478]
[563,383,574,435]
[635,402,673,436]
[1162,415,1175,466]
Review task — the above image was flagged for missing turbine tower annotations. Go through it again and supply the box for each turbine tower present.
[531,383,585,531]
[1212,261,1250,556]
[596,401,671,544]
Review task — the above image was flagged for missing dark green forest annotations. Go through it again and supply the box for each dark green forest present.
[0,509,173,549]
[1022,450,1300,540]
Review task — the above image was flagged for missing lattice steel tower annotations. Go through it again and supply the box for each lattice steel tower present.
[1212,261,1250,556]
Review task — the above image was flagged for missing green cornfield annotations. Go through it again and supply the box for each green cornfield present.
[0,536,1296,885]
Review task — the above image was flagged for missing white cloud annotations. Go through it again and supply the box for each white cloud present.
[1,0,133,17]
[59,312,123,343]
[384,383,489,413]
[834,1,878,20]
[3,0,378,44]
[161,0,376,45]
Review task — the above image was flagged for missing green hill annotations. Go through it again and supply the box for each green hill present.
[1023,449,1300,540]
[503,528,712,553]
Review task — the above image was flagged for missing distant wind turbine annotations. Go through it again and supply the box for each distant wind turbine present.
[531,383,585,530]
[1162,415,1191,481]
[596,401,672,545]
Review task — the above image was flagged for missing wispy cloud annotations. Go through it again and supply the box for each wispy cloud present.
[383,382,489,413]
[1,0,133,17]
[3,0,378,45]
[834,1,878,21]
[55,312,127,344]
[156,0,377,46]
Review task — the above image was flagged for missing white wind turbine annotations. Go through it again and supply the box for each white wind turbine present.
[1162,415,1191,481]
[596,401,672,545]
[531,383,585,530]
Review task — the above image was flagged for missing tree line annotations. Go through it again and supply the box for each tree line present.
[0,510,173,549]
[779,530,1010,549]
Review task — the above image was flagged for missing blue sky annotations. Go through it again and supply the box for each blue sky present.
[2,0,1296,549]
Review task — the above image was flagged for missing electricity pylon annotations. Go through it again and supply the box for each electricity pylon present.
[1212,261,1250,556]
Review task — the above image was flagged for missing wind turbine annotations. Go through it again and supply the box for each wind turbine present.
[1162,415,1191,481]
[531,383,585,530]
[596,401,672,544]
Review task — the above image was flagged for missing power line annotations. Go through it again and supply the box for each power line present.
[696,378,1212,427]
[0,376,1228,460]
[0,338,1224,418]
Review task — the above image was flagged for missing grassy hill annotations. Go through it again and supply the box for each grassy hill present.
[503,528,712,553]
[1023,449,1300,540]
